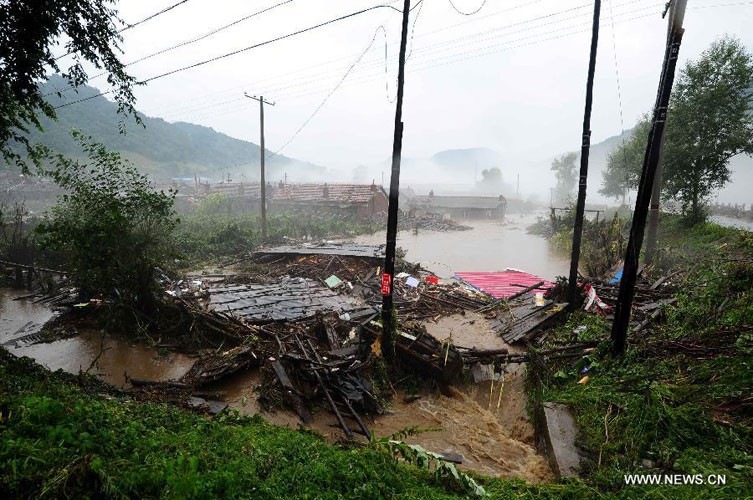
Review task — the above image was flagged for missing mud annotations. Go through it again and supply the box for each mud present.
[423,312,514,352]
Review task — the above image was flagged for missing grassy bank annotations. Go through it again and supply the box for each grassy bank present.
[0,351,458,498]
[532,218,753,498]
[1,349,598,499]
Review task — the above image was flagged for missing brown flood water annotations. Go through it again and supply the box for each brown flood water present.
[1,215,558,482]
[1,290,194,388]
[352,213,568,280]
[208,312,552,482]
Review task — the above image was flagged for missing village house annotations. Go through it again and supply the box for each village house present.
[410,192,507,220]
[270,182,389,219]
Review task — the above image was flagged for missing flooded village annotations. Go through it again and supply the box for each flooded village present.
[2,0,753,498]
[1,180,567,481]
[1,175,682,486]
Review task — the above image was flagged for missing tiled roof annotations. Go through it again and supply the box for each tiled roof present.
[414,195,505,209]
[206,182,262,196]
[272,183,384,204]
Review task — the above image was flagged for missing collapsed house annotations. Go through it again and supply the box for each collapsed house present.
[271,182,389,219]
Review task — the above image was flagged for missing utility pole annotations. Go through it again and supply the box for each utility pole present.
[567,0,601,310]
[381,0,411,362]
[244,93,275,240]
[611,0,687,355]
[645,13,675,265]
[644,144,665,264]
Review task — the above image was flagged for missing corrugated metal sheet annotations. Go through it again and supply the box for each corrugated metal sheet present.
[207,277,376,323]
[256,243,385,259]
[454,270,553,299]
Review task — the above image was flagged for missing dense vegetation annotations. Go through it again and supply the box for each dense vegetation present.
[173,193,381,265]
[531,218,753,498]
[600,36,753,221]
[36,133,177,315]
[1,348,601,499]
[528,206,632,278]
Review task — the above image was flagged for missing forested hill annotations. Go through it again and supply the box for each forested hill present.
[8,75,324,181]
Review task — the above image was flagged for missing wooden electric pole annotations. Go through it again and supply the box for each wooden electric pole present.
[567,0,602,310]
[645,14,676,265]
[381,0,411,362]
[244,93,275,240]
[611,0,687,355]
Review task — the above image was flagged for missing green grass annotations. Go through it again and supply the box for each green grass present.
[1,352,463,499]
[534,221,753,498]
[1,351,599,499]
[173,195,380,265]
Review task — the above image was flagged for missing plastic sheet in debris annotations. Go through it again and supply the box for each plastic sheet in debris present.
[325,275,343,289]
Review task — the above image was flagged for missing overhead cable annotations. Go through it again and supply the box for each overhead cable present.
[53,3,404,109]
[447,0,488,16]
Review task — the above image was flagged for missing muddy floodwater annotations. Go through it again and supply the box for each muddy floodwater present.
[208,312,552,482]
[1,216,558,481]
[0,290,194,388]
[352,213,568,280]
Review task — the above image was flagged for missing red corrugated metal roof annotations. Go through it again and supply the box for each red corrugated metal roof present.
[454,270,553,299]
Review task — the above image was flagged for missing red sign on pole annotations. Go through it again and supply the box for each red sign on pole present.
[381,273,392,295]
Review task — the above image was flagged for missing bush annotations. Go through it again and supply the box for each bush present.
[36,132,177,315]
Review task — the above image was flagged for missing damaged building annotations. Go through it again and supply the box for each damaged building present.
[410,192,507,221]
[271,182,389,219]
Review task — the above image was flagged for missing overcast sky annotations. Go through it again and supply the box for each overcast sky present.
[60,0,753,172]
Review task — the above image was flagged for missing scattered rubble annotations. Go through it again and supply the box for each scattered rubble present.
[369,213,472,232]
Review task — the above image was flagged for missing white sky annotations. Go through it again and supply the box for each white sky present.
[61,0,753,171]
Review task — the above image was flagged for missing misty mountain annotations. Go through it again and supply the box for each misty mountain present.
[430,148,504,170]
[7,75,325,182]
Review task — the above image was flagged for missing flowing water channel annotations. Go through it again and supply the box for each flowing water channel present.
[0,216,563,482]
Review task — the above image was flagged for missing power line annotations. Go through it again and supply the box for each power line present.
[172,11,658,131]
[46,0,293,97]
[181,9,659,125]
[264,2,658,101]
[447,0,488,16]
[608,0,630,203]
[154,0,648,117]
[268,23,391,159]
[120,0,193,33]
[53,3,404,110]
[147,0,604,117]
[54,0,195,61]
[166,4,659,122]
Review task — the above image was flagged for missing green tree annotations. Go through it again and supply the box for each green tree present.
[600,36,753,221]
[0,0,136,169]
[663,36,753,221]
[599,117,651,202]
[480,167,503,183]
[37,132,177,316]
[551,152,577,204]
